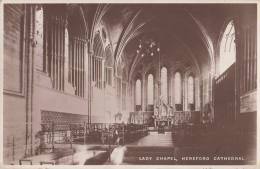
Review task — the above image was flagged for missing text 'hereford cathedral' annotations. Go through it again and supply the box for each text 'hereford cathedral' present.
[2,3,257,165]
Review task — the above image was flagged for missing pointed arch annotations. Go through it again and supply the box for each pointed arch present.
[218,20,236,75]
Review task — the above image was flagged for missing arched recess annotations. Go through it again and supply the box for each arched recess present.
[42,5,87,97]
[67,5,88,97]
[92,32,105,88]
[42,5,67,89]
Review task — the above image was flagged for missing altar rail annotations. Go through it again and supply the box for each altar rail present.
[39,122,148,153]
[130,111,201,126]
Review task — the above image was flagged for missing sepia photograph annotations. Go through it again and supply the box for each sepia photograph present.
[0,0,258,168]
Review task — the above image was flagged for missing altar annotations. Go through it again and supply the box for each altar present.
[153,100,173,128]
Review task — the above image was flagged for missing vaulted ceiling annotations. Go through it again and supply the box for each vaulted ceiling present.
[99,4,223,76]
[80,4,256,80]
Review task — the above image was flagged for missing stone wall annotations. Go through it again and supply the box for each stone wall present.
[3,4,27,164]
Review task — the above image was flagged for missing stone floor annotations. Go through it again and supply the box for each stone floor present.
[111,131,256,165]
[128,131,173,147]
[20,144,113,165]
[18,130,256,165]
